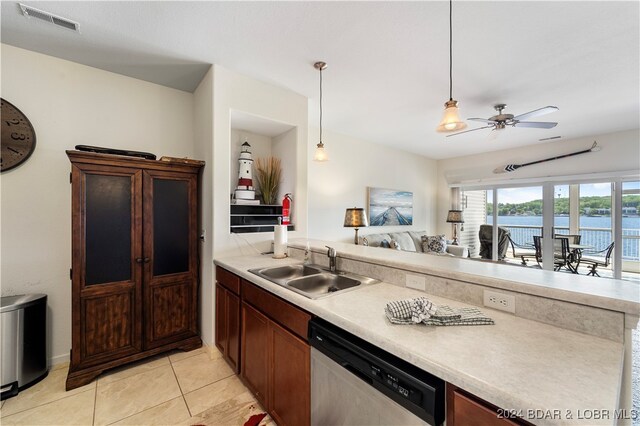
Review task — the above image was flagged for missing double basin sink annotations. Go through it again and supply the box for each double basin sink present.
[249,264,379,299]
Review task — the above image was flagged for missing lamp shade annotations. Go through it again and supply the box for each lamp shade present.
[313,143,328,162]
[344,208,369,227]
[436,100,467,133]
[446,209,464,223]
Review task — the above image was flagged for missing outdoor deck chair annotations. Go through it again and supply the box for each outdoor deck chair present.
[533,236,575,272]
[554,234,581,244]
[507,235,536,265]
[579,242,615,277]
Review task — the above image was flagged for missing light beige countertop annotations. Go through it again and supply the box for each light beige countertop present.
[289,238,640,316]
[215,254,626,426]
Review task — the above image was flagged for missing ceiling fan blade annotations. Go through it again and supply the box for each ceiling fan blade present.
[514,121,558,129]
[445,125,494,137]
[467,118,496,124]
[512,106,558,121]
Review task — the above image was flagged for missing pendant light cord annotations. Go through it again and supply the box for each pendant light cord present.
[449,0,453,101]
[319,67,323,143]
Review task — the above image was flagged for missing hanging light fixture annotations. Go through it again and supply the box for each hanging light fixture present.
[313,61,328,162]
[436,0,467,133]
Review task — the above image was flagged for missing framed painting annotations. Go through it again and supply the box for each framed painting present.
[368,187,413,226]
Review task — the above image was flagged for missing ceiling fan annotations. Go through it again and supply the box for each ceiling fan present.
[446,104,559,137]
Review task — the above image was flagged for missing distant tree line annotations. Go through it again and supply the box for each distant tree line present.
[485,195,640,216]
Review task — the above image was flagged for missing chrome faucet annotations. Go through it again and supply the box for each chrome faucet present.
[326,246,337,273]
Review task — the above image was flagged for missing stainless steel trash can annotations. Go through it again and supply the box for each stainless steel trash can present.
[1,294,48,400]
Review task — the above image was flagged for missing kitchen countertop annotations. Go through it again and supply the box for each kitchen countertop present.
[289,238,640,316]
[215,254,626,426]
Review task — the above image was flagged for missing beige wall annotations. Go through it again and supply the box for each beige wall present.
[0,44,197,364]
[212,65,308,258]
[193,67,214,348]
[307,127,438,243]
[435,129,640,236]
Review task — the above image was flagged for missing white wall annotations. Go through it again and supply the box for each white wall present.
[229,129,273,196]
[193,67,214,347]
[435,130,640,236]
[307,127,438,243]
[0,44,196,365]
[272,128,298,203]
[212,65,308,257]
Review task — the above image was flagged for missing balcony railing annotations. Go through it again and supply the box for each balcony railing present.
[499,224,640,261]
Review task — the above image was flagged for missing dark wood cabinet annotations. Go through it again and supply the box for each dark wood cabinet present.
[269,320,310,426]
[66,151,203,390]
[238,277,311,426]
[215,266,241,372]
[447,384,529,426]
[241,302,269,406]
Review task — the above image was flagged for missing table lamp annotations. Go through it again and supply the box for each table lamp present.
[446,209,464,245]
[344,208,369,245]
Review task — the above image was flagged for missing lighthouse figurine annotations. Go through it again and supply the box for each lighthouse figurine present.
[234,141,256,201]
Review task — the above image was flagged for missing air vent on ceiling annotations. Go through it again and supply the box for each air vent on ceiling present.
[19,3,80,32]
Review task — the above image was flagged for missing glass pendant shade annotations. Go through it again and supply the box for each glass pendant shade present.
[313,142,328,162]
[436,100,467,133]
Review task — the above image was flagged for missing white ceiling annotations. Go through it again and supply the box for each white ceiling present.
[2,1,638,159]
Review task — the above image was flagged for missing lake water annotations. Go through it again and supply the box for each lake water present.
[488,215,640,229]
[487,215,640,260]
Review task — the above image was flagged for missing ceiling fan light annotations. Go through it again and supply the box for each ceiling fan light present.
[436,100,467,133]
[313,142,328,162]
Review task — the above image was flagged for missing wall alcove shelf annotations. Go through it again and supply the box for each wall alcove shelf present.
[230,204,294,234]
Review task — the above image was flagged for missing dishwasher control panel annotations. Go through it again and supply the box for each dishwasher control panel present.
[371,365,423,405]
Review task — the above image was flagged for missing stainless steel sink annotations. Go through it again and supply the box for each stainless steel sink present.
[287,274,360,297]
[249,264,379,299]
[252,264,323,285]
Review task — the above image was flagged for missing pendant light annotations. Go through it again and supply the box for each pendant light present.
[313,61,328,162]
[436,0,467,133]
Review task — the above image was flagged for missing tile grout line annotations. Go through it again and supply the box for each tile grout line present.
[92,383,98,426]
[180,371,237,397]
[103,396,186,426]
[1,387,96,420]
[97,357,170,388]
[169,355,193,418]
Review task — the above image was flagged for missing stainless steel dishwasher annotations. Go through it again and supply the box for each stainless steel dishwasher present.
[309,318,445,426]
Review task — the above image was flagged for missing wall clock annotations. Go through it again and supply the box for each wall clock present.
[1,98,37,172]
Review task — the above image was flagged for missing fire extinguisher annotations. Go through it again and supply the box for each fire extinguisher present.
[282,193,292,225]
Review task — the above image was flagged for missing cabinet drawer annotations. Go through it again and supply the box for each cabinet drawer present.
[216,266,240,295]
[449,388,520,426]
[241,279,311,341]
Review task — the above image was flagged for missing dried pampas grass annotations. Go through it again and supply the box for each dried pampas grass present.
[255,157,282,205]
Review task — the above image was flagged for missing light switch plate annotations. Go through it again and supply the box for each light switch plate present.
[406,274,426,291]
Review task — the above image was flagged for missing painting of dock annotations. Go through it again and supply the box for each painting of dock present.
[368,187,413,226]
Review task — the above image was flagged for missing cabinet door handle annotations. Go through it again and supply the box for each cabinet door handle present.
[135,258,151,264]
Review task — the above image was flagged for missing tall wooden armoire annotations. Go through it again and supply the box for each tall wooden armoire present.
[65,151,204,390]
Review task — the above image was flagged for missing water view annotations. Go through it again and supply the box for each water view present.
[489,215,640,261]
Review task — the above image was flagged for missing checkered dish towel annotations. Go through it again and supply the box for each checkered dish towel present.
[423,305,494,326]
[384,297,438,324]
[385,298,494,326]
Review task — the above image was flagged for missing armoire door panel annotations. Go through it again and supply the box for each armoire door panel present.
[81,290,139,363]
[152,178,190,276]
[143,170,199,348]
[147,280,195,344]
[84,174,132,286]
[70,163,143,369]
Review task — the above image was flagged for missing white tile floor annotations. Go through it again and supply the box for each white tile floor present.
[0,347,273,426]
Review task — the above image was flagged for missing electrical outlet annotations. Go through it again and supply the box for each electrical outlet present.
[406,274,426,291]
[483,290,516,313]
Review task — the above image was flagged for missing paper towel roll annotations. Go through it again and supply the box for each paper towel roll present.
[273,225,288,259]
